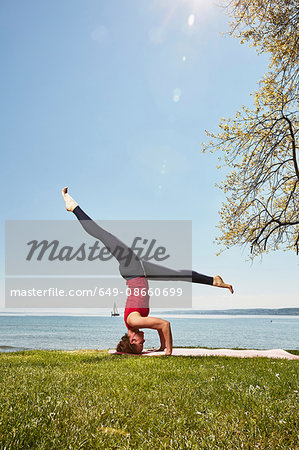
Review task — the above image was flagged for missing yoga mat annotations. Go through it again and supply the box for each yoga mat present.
[108,348,299,360]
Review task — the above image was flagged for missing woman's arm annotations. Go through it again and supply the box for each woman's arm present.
[162,321,173,356]
[158,329,166,351]
[127,314,173,355]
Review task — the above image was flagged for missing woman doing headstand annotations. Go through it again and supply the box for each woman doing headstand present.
[62,187,233,355]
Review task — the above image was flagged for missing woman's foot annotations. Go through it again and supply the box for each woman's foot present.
[61,187,78,212]
[213,275,234,294]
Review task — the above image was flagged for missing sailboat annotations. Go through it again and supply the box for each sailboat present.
[111,302,120,317]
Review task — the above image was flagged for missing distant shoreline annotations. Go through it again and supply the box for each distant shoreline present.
[160,308,299,316]
[0,308,298,316]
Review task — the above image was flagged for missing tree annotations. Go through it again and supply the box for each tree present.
[202,0,299,257]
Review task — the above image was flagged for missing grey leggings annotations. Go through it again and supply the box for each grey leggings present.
[73,206,213,285]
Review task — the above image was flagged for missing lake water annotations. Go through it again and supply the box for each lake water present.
[0,314,298,352]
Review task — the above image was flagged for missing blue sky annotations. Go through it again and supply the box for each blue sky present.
[0,0,298,310]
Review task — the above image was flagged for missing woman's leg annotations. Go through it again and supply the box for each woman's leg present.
[62,187,144,278]
[62,188,233,292]
[142,260,233,292]
[141,260,213,285]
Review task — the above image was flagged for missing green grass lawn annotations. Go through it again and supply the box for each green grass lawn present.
[0,350,298,449]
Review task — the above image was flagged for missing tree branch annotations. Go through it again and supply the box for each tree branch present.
[281,113,299,181]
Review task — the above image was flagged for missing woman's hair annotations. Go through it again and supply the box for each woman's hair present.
[116,333,140,354]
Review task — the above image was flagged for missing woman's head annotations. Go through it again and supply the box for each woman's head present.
[116,330,145,354]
